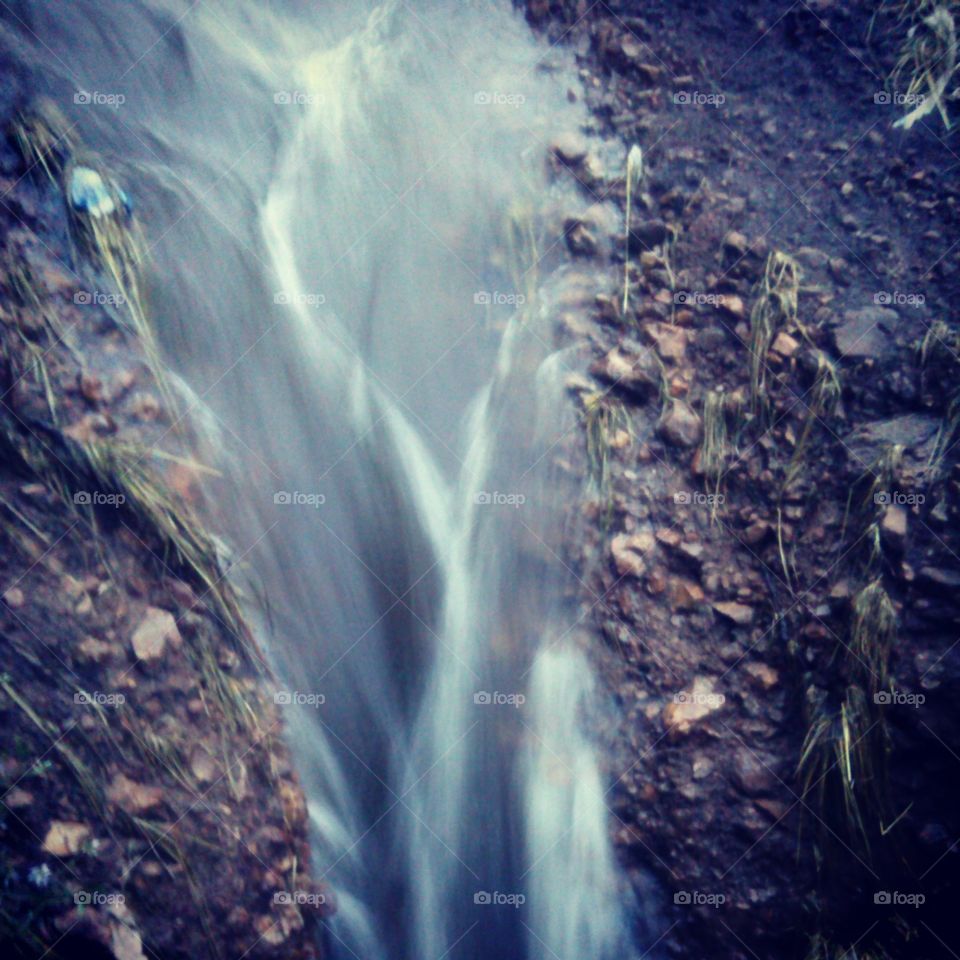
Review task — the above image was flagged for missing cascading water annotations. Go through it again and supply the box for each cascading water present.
[3,1,653,956]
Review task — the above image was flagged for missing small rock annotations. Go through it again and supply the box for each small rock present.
[2,586,25,609]
[880,504,908,553]
[42,820,91,856]
[745,662,779,689]
[831,308,897,361]
[771,332,799,357]
[669,577,705,610]
[645,322,688,362]
[717,294,746,321]
[591,342,662,400]
[732,749,778,797]
[713,601,754,626]
[564,218,598,257]
[722,231,749,257]
[130,607,181,663]
[551,131,588,166]
[663,677,723,733]
[658,400,703,448]
[611,531,655,579]
[630,218,669,250]
[107,774,164,814]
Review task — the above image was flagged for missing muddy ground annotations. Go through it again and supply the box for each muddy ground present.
[525,1,960,958]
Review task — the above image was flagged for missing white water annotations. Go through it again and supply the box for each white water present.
[5,1,650,956]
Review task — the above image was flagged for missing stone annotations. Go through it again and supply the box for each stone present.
[107,774,164,814]
[2,586,25,608]
[658,400,703,448]
[611,531,655,579]
[564,218,598,257]
[645,322,688,362]
[831,307,897,361]
[722,231,749,257]
[663,677,723,733]
[732,749,778,797]
[713,601,755,626]
[881,504,908,553]
[669,577,705,610]
[42,820,91,856]
[717,294,746,321]
[551,132,588,165]
[130,607,181,663]
[771,332,800,357]
[592,342,662,400]
[745,662,779,688]
[630,218,669,250]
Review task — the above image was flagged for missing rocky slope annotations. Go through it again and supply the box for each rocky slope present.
[526,1,960,957]
[0,93,327,959]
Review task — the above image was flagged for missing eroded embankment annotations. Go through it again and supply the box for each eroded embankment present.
[0,96,328,960]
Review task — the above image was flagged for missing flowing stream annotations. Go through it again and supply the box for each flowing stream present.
[3,1,648,956]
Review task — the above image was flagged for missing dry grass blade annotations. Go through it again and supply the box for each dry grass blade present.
[749,251,801,416]
[892,5,959,130]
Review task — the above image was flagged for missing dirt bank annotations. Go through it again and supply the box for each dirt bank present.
[0,91,327,960]
[526,1,960,957]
